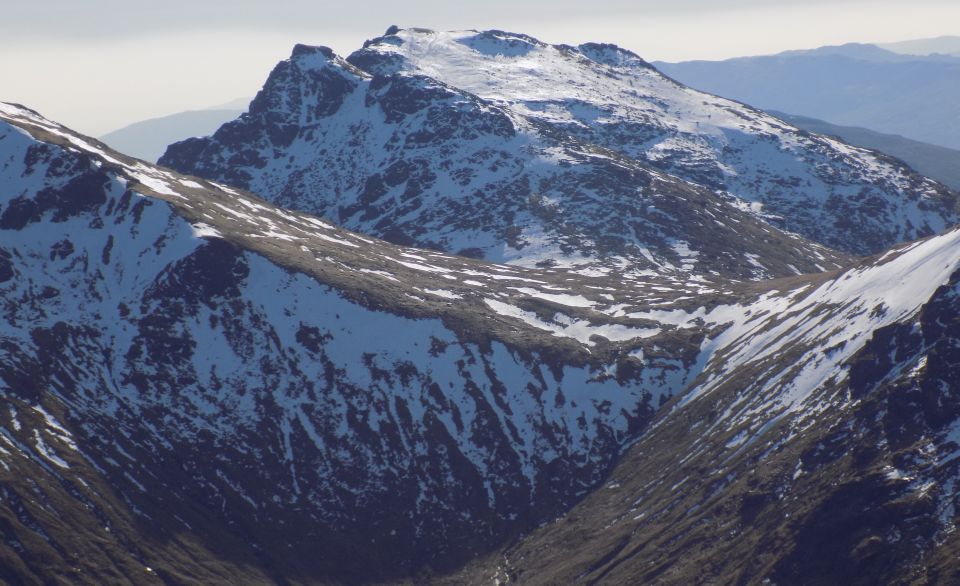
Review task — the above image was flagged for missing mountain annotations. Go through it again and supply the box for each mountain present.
[777,42,931,62]
[879,35,960,57]
[448,219,960,585]
[100,107,245,162]
[8,28,960,586]
[6,100,960,583]
[0,101,823,582]
[655,46,960,150]
[154,45,851,282]
[160,29,958,269]
[775,42,960,63]
[770,110,960,191]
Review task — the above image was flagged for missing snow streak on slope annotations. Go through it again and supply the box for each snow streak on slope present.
[350,28,959,256]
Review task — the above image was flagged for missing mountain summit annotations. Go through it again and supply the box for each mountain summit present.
[163,28,958,268]
[159,40,852,281]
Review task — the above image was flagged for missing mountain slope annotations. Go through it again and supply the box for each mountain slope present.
[656,48,960,150]
[159,44,849,280]
[344,29,958,256]
[0,102,791,583]
[445,225,960,585]
[7,94,960,583]
[100,108,245,162]
[769,110,960,191]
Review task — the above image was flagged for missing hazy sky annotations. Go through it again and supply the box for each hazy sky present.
[2,0,958,136]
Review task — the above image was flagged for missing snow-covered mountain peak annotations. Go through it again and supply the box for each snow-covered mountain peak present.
[163,38,860,280]
[284,42,372,85]
[284,42,362,74]
[245,43,366,126]
[291,42,338,60]
[350,28,960,256]
[575,42,653,69]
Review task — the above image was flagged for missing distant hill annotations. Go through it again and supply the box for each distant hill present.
[777,42,945,62]
[772,41,960,63]
[205,97,253,110]
[655,46,960,150]
[770,110,960,190]
[99,107,245,162]
[879,35,960,57]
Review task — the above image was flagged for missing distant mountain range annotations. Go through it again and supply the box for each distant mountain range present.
[655,43,960,150]
[99,104,247,162]
[879,35,960,57]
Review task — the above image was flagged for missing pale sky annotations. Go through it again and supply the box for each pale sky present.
[2,0,957,136]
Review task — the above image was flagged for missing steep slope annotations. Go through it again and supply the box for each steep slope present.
[445,225,960,585]
[656,48,960,150]
[345,28,959,256]
[0,102,792,583]
[769,110,960,190]
[100,107,245,162]
[158,45,850,281]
